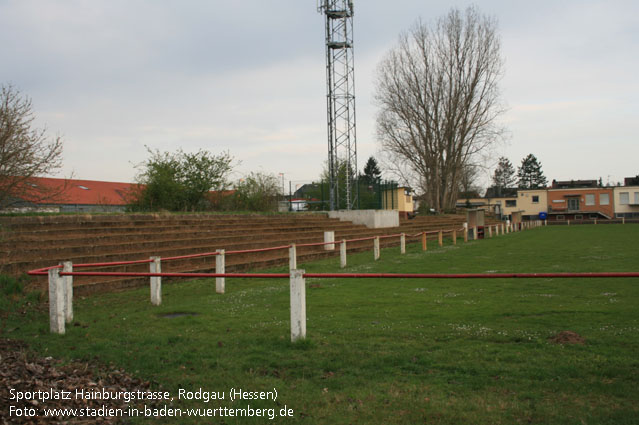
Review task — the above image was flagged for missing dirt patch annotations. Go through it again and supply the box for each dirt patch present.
[0,338,160,424]
[548,331,586,345]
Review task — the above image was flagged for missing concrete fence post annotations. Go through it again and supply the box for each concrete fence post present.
[48,267,65,334]
[421,232,427,251]
[495,224,500,236]
[567,220,570,226]
[62,261,73,323]
[488,225,493,238]
[340,240,347,268]
[623,217,625,224]
[150,256,162,306]
[400,233,406,254]
[289,244,297,271]
[290,269,306,342]
[501,223,505,234]
[506,221,510,234]
[452,230,457,245]
[473,226,478,241]
[216,249,225,294]
[438,230,443,247]
[324,231,335,251]
[594,219,597,225]
[464,227,468,242]
[374,236,380,261]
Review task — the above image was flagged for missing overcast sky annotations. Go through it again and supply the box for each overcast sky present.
[1,0,638,192]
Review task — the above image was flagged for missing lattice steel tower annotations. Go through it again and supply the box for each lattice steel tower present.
[318,0,358,210]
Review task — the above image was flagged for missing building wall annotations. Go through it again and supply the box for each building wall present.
[547,187,614,218]
[516,189,548,218]
[613,186,639,217]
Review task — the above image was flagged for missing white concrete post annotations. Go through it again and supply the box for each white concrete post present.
[62,261,73,323]
[48,267,65,334]
[340,240,347,268]
[545,219,548,226]
[290,269,306,342]
[216,249,225,294]
[289,244,297,271]
[150,256,162,306]
[495,225,500,236]
[473,227,478,241]
[594,219,597,225]
[400,233,406,254]
[506,221,510,233]
[374,236,380,261]
[324,231,335,251]
[623,217,625,224]
[567,220,570,226]
[488,225,493,238]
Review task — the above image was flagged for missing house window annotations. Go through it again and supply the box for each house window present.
[585,194,595,206]
[505,200,516,207]
[600,193,610,205]
[635,192,639,204]
[620,192,629,205]
[532,195,539,203]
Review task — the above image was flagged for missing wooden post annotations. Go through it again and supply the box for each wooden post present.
[464,227,468,242]
[150,256,162,306]
[290,269,306,342]
[421,232,427,251]
[340,240,347,268]
[452,230,457,245]
[62,261,73,323]
[400,233,406,254]
[216,249,225,294]
[48,267,65,334]
[374,236,380,261]
[438,230,443,247]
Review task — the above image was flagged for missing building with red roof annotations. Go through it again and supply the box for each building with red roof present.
[4,177,139,213]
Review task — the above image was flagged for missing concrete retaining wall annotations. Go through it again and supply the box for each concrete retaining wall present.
[328,210,399,229]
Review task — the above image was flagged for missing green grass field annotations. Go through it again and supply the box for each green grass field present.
[3,224,639,424]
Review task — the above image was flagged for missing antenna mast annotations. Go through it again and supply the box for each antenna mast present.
[318,0,357,210]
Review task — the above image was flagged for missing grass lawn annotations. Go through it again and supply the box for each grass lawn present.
[2,224,639,424]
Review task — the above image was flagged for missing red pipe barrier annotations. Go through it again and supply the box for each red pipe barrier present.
[24,225,485,277]
[303,272,639,279]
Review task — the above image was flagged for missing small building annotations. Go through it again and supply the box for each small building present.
[382,186,414,218]
[547,186,614,220]
[613,185,639,219]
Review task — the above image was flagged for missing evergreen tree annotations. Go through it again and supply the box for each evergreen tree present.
[361,156,382,185]
[517,154,548,189]
[491,157,516,196]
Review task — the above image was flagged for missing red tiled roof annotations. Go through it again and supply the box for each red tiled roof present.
[20,177,139,206]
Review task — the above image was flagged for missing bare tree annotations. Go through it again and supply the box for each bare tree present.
[375,6,505,211]
[0,84,65,208]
